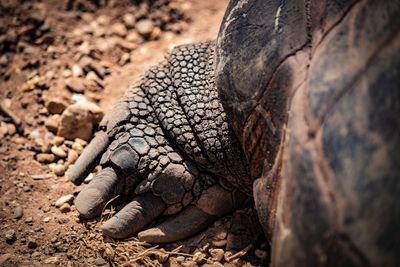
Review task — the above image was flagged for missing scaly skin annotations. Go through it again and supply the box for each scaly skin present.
[69,41,251,243]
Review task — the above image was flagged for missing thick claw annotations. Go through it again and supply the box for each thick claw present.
[75,167,122,219]
[101,193,166,239]
[138,205,215,243]
[69,131,109,185]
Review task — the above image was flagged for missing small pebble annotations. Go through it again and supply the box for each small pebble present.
[55,194,74,207]
[44,257,59,264]
[182,261,197,267]
[192,252,206,264]
[45,114,60,133]
[212,239,227,247]
[153,250,168,263]
[135,19,154,36]
[67,149,79,165]
[36,153,56,163]
[46,98,67,114]
[122,13,136,28]
[72,64,84,77]
[112,23,128,37]
[54,164,66,176]
[28,239,38,249]
[59,203,71,213]
[43,217,51,223]
[209,248,224,262]
[74,138,87,146]
[83,173,94,184]
[13,205,23,219]
[51,136,65,146]
[6,123,16,135]
[51,146,67,157]
[150,26,162,40]
[104,244,115,260]
[72,142,84,154]
[176,256,185,263]
[5,229,16,244]
[94,257,107,266]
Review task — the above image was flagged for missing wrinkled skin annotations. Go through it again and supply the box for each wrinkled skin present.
[69,42,249,243]
[70,0,400,266]
[216,0,400,266]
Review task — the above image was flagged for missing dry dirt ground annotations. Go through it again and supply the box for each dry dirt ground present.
[0,0,268,266]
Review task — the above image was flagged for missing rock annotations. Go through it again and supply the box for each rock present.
[103,244,115,260]
[72,142,84,154]
[13,205,23,219]
[55,194,74,207]
[79,56,105,79]
[45,114,60,133]
[44,257,59,264]
[150,27,162,40]
[6,123,16,135]
[119,53,130,66]
[43,217,51,223]
[135,19,154,37]
[66,78,85,93]
[122,13,136,28]
[86,71,98,82]
[72,64,84,77]
[58,102,103,141]
[182,261,197,267]
[94,257,107,266]
[46,98,68,114]
[126,31,142,43]
[51,136,65,146]
[112,23,128,37]
[5,229,16,244]
[0,122,8,137]
[59,203,71,213]
[176,256,185,263]
[51,146,67,157]
[153,250,168,263]
[36,153,56,163]
[83,173,94,184]
[209,248,224,262]
[212,239,227,247]
[67,149,79,165]
[54,164,66,176]
[192,252,206,264]
[97,15,111,25]
[28,239,38,249]
[74,138,87,146]
[62,69,72,78]
[0,54,8,66]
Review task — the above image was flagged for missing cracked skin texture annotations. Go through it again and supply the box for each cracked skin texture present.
[69,41,249,243]
[69,0,400,266]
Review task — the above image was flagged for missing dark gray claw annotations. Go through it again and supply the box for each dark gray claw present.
[138,205,215,243]
[101,193,166,239]
[69,131,109,185]
[75,167,122,219]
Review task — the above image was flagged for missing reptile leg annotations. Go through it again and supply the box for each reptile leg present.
[69,42,250,242]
